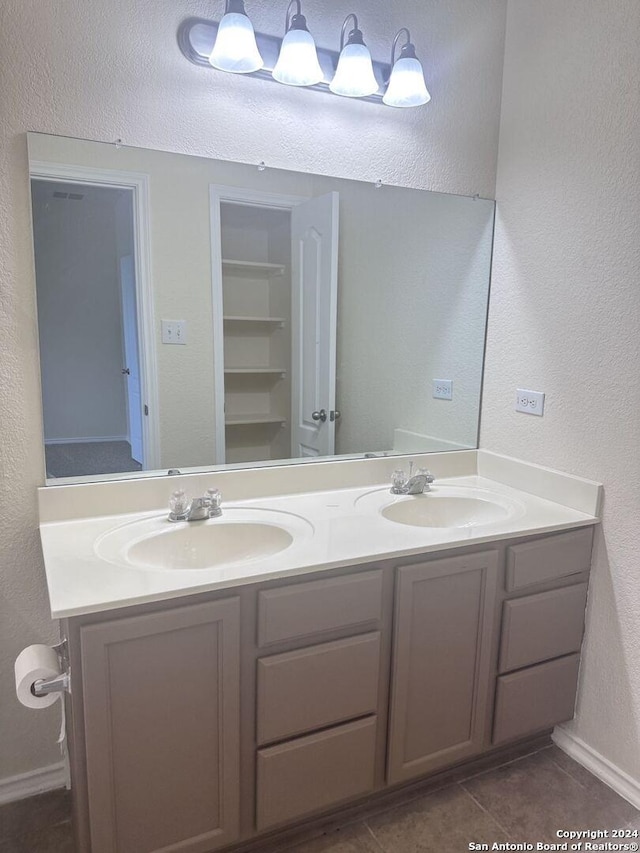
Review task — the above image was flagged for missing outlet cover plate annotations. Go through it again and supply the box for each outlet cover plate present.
[515,388,545,416]
[433,379,453,400]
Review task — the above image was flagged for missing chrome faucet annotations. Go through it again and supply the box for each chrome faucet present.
[391,463,435,495]
[168,488,222,522]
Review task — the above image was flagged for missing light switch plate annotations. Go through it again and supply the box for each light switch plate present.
[515,388,545,416]
[433,379,453,400]
[161,320,187,345]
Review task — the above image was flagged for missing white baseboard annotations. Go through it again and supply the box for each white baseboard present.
[553,726,640,810]
[0,762,68,806]
[45,435,128,446]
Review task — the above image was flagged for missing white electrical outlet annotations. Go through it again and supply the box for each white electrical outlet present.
[433,379,453,400]
[161,320,187,345]
[515,388,545,416]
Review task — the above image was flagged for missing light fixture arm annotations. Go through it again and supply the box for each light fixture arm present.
[390,28,411,67]
[285,0,303,31]
[225,0,248,14]
[340,13,360,49]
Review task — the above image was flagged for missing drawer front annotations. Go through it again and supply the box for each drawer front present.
[493,654,580,745]
[256,717,377,831]
[257,570,383,647]
[257,632,381,745]
[506,528,593,592]
[499,583,588,673]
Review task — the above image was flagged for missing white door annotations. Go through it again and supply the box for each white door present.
[120,255,144,464]
[291,192,339,458]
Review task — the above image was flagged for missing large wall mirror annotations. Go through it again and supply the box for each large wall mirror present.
[28,132,495,484]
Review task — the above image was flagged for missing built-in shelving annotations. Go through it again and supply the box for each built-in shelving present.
[222,259,286,277]
[225,414,287,426]
[218,202,292,465]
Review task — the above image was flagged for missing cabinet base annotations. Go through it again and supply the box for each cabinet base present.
[227,732,553,853]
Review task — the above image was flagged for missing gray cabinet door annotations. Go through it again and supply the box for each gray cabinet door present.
[388,551,498,784]
[80,599,241,853]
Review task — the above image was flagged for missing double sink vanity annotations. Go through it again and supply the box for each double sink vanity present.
[38,449,602,853]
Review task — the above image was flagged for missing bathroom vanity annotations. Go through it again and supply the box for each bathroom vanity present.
[37,451,601,853]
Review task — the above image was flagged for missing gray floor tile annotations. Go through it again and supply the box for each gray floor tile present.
[0,790,71,843]
[547,746,639,827]
[366,784,507,853]
[285,822,384,853]
[0,821,75,853]
[463,749,637,844]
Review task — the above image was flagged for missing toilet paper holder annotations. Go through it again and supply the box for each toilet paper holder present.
[32,671,71,697]
[31,640,71,698]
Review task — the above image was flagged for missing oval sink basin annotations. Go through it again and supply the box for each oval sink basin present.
[95,508,314,572]
[354,485,525,530]
[127,522,293,571]
[381,494,511,528]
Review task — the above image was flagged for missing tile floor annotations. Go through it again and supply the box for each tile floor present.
[0,746,637,852]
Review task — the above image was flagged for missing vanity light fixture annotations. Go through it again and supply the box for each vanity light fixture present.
[178,10,431,108]
[329,14,379,98]
[383,28,431,108]
[272,0,323,87]
[209,0,263,74]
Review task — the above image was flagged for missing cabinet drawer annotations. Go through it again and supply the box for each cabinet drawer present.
[493,654,580,745]
[506,528,593,592]
[257,570,383,647]
[257,632,380,745]
[256,717,377,830]
[499,583,588,673]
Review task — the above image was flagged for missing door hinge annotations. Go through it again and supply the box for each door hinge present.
[144,404,149,416]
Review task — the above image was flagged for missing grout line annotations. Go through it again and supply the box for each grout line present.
[546,751,592,791]
[459,781,513,838]
[363,820,389,853]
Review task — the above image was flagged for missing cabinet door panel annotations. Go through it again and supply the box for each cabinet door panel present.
[506,528,592,591]
[388,552,498,784]
[499,583,588,673]
[493,654,580,744]
[257,632,380,745]
[81,599,240,853]
[257,570,382,646]
[256,717,377,831]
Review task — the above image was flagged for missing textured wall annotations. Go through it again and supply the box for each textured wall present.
[0,0,507,780]
[483,0,640,779]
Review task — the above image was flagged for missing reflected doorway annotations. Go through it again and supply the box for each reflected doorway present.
[31,179,146,478]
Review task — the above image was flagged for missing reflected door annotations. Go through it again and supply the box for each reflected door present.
[291,192,339,458]
[120,255,144,464]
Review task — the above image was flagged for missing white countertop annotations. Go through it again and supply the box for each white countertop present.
[40,469,600,619]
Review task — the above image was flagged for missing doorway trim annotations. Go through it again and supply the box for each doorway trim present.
[30,161,161,471]
[209,185,305,464]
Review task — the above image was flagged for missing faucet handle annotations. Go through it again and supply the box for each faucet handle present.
[206,487,222,517]
[391,469,408,493]
[416,468,435,483]
[168,489,189,521]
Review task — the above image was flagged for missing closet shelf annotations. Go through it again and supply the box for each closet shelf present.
[224,367,287,376]
[223,315,286,326]
[222,259,286,277]
[225,414,287,426]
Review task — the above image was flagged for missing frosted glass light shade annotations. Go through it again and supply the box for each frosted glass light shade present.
[273,29,323,86]
[209,12,263,74]
[329,43,379,97]
[383,57,431,107]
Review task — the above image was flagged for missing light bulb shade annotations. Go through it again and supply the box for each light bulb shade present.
[329,43,379,97]
[273,28,323,86]
[383,56,431,107]
[209,12,263,74]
